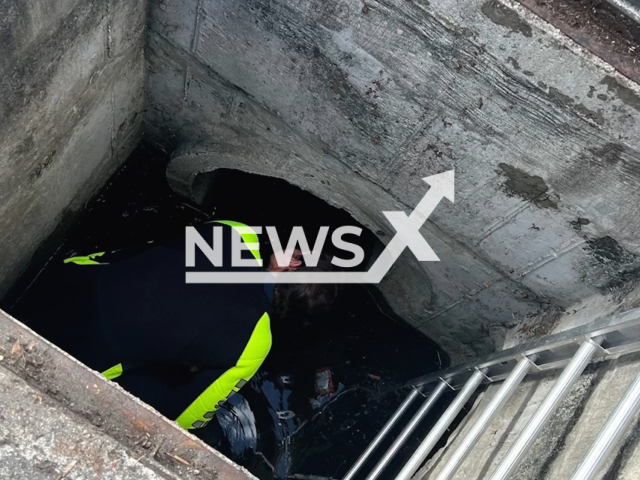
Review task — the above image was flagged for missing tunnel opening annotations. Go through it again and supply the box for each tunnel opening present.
[2,142,474,480]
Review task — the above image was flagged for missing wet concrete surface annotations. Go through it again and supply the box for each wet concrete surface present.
[5,142,453,479]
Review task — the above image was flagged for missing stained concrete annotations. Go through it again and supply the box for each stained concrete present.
[2,0,637,361]
[1,0,640,478]
[0,0,145,298]
[0,0,637,364]
[146,0,640,359]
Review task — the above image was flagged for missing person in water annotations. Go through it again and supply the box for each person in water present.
[14,221,337,433]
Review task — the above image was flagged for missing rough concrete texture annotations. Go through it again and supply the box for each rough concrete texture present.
[0,0,146,297]
[1,1,639,477]
[0,365,179,480]
[146,0,640,359]
[0,309,256,480]
[504,272,640,348]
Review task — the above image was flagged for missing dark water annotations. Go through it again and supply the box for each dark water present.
[4,142,452,479]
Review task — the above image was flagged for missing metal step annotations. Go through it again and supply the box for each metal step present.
[366,381,449,480]
[569,366,640,480]
[343,308,640,480]
[343,389,422,480]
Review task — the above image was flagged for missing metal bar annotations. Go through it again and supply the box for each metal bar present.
[604,0,640,25]
[365,381,449,480]
[488,338,603,480]
[406,308,640,389]
[434,357,535,480]
[394,369,486,480]
[569,367,640,480]
[604,340,640,356]
[343,388,421,480]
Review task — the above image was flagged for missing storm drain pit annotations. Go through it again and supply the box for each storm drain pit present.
[4,142,468,480]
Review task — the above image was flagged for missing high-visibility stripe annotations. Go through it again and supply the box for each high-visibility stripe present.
[102,363,123,380]
[213,220,261,261]
[73,219,265,427]
[175,312,272,429]
[63,221,259,266]
[63,252,106,265]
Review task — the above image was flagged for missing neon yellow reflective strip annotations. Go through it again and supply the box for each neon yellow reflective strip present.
[102,363,123,380]
[63,252,106,265]
[175,312,272,429]
[214,220,261,260]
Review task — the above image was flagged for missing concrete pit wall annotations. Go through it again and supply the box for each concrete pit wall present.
[0,0,146,298]
[146,0,640,360]
[0,3,254,479]
[1,1,639,478]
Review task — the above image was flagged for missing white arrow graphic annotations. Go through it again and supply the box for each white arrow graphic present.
[364,170,454,283]
[186,170,454,284]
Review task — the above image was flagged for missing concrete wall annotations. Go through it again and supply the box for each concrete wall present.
[145,0,640,360]
[0,0,146,297]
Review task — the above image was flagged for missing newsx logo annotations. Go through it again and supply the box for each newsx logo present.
[185,170,454,284]
[187,225,365,270]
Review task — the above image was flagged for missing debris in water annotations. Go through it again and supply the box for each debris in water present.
[315,367,335,396]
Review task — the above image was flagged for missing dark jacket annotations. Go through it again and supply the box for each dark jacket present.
[64,221,272,429]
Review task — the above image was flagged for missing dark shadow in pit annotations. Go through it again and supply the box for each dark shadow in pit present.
[3,142,452,480]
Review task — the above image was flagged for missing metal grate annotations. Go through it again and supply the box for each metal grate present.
[343,307,640,480]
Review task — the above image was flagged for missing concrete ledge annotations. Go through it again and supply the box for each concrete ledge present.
[0,364,179,480]
[0,309,255,480]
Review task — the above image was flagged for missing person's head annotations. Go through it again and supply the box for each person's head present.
[268,249,303,273]
[270,255,339,320]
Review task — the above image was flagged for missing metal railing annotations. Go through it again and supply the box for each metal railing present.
[344,307,640,480]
